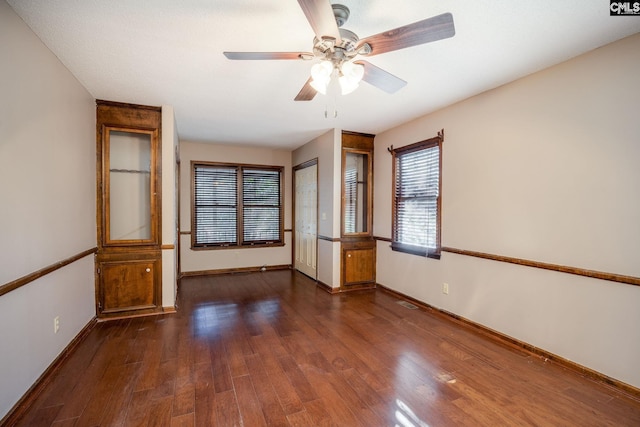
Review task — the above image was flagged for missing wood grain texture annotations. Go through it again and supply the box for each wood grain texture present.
[96,100,163,319]
[293,77,317,101]
[7,270,640,426]
[180,264,291,278]
[358,12,455,56]
[317,235,340,242]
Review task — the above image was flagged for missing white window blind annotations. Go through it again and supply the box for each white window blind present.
[193,163,283,248]
[392,139,441,257]
[344,166,357,234]
[243,168,281,243]
[194,165,238,246]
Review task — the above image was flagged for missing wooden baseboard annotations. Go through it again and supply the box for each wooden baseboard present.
[96,306,177,322]
[314,280,376,294]
[340,283,376,292]
[0,317,98,426]
[376,283,640,400]
[162,306,177,314]
[180,264,291,279]
[315,280,339,294]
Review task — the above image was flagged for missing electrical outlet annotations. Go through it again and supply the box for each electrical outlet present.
[442,283,449,295]
[54,316,60,334]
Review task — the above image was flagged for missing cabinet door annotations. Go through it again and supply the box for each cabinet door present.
[344,248,375,284]
[99,257,160,314]
[342,240,376,288]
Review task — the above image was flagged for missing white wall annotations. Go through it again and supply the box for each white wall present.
[0,1,96,418]
[179,141,292,273]
[293,129,342,288]
[374,33,640,389]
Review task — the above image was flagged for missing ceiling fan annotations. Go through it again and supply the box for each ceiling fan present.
[223,0,455,101]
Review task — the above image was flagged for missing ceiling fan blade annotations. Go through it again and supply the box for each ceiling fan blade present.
[297,0,341,43]
[294,77,317,101]
[357,12,455,56]
[223,52,313,60]
[355,60,407,94]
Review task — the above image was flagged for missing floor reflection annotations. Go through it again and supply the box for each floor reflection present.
[248,298,280,316]
[192,302,238,337]
[192,298,281,338]
[395,398,430,427]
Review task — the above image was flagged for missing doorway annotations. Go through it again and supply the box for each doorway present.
[293,160,318,279]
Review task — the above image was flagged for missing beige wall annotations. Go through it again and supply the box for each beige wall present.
[0,1,96,418]
[179,141,292,273]
[373,33,640,388]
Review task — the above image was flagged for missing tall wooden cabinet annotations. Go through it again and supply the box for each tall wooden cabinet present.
[95,101,162,318]
[340,131,376,290]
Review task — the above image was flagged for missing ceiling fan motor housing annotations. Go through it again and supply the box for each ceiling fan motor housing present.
[332,4,350,27]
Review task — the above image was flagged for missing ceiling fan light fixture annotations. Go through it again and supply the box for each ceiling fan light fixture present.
[310,78,328,95]
[338,75,358,95]
[310,60,333,95]
[341,60,364,81]
[338,61,364,95]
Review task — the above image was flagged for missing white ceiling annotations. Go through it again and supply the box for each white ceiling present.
[7,0,640,149]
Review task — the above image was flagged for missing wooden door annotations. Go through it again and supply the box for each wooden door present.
[294,162,318,279]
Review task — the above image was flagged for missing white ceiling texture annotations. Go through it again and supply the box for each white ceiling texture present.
[7,0,640,149]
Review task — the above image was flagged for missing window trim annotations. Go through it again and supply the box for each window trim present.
[191,161,284,250]
[391,131,443,259]
[341,148,373,237]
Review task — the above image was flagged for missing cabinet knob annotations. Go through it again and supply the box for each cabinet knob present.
[146,268,151,273]
[347,254,351,258]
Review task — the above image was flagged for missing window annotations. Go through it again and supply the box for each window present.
[392,133,442,258]
[192,162,283,248]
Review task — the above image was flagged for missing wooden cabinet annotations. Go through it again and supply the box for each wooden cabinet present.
[98,251,161,314]
[341,239,376,287]
[95,101,162,318]
[340,132,376,290]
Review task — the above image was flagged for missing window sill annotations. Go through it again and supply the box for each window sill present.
[390,244,440,260]
[192,242,285,251]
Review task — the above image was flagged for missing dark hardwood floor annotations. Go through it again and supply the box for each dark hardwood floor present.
[11,270,640,426]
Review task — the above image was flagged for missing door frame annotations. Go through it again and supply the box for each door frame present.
[292,158,319,280]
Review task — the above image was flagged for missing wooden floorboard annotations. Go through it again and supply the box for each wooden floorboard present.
[8,270,640,426]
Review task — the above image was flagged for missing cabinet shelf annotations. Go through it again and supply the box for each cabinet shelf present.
[109,168,150,174]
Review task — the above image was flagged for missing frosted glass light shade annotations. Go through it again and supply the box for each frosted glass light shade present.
[310,60,333,95]
[338,61,364,95]
[341,61,364,82]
